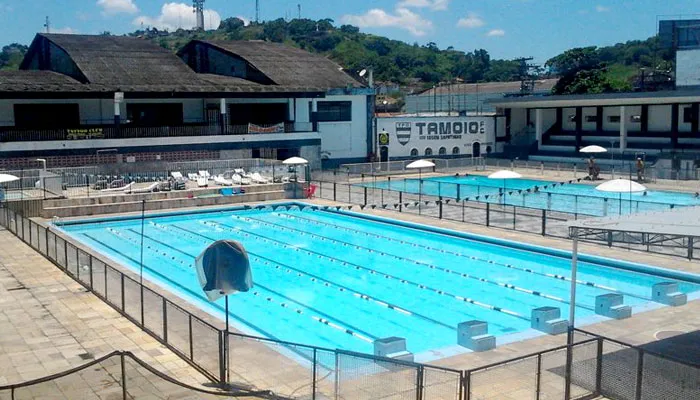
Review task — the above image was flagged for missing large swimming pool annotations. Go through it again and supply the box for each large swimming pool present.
[60,204,700,356]
[358,175,700,216]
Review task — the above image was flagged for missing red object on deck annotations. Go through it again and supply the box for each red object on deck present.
[305,184,317,199]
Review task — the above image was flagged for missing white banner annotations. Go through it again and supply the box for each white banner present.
[377,116,496,158]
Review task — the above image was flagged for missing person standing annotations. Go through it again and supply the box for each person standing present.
[636,157,645,182]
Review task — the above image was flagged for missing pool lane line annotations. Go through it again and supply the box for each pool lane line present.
[186,220,530,322]
[202,221,459,331]
[106,226,376,345]
[226,216,594,311]
[131,224,448,331]
[282,212,652,301]
[162,223,381,342]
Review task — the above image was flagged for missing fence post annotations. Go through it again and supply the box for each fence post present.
[688,237,694,260]
[535,353,542,400]
[333,182,337,201]
[312,348,318,400]
[45,226,49,256]
[457,184,461,201]
[486,203,490,227]
[163,297,168,343]
[120,274,125,311]
[541,210,546,236]
[88,254,93,288]
[188,314,194,360]
[635,349,644,400]
[121,353,127,400]
[462,199,465,222]
[399,192,403,212]
[439,197,443,219]
[512,206,516,230]
[595,338,603,396]
[86,174,90,198]
[363,187,368,206]
[416,365,424,400]
[63,239,68,271]
[464,370,471,400]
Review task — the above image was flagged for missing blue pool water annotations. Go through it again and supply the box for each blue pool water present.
[359,175,700,216]
[60,205,700,355]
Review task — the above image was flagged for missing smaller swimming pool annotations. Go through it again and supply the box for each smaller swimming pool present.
[358,175,700,216]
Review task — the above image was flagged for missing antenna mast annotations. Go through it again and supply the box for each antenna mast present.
[192,0,205,30]
[44,16,50,33]
[256,0,260,23]
[298,4,301,19]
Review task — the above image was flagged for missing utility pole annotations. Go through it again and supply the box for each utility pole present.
[256,0,260,23]
[44,16,50,33]
[298,3,301,19]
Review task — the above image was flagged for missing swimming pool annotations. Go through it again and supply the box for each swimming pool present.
[359,175,700,216]
[60,204,700,356]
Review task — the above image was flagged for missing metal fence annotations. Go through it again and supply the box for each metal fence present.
[0,351,269,399]
[311,179,699,260]
[1,203,699,399]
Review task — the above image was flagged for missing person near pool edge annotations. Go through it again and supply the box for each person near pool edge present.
[587,157,600,180]
[636,157,645,182]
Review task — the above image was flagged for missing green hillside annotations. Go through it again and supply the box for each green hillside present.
[0,18,676,94]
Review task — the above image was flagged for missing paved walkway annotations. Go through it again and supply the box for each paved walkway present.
[0,227,255,399]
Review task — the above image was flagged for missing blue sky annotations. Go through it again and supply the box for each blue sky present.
[0,0,694,63]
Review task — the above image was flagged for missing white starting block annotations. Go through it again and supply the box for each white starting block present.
[652,282,687,306]
[373,337,414,362]
[531,307,568,335]
[595,294,631,319]
[457,320,496,352]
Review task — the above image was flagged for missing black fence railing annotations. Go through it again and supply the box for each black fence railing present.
[1,203,698,400]
[0,122,315,142]
[311,179,699,260]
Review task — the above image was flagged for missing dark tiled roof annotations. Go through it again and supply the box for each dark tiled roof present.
[41,34,199,87]
[198,40,362,89]
[0,70,107,92]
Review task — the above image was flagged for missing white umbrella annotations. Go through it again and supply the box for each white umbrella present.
[596,179,647,215]
[282,157,308,165]
[406,159,436,170]
[406,159,436,206]
[0,174,19,184]
[579,145,608,154]
[488,170,523,206]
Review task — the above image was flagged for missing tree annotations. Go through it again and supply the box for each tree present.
[339,24,359,34]
[0,43,28,70]
[218,17,245,33]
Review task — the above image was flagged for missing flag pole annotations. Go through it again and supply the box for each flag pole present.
[225,295,230,383]
[139,199,146,325]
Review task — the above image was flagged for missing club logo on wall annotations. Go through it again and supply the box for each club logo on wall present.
[395,122,411,146]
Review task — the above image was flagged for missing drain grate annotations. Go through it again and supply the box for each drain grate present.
[654,330,686,340]
[78,352,95,360]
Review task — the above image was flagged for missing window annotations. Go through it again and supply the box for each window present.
[452,146,460,155]
[683,107,695,123]
[608,116,621,123]
[126,103,183,126]
[630,115,642,123]
[425,148,433,156]
[568,114,577,122]
[316,101,352,122]
[438,147,447,155]
[14,104,79,128]
[410,148,419,157]
[585,115,598,123]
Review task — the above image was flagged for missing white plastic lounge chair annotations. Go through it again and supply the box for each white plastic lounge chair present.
[171,171,184,180]
[198,170,211,180]
[250,172,270,184]
[197,176,208,188]
[131,182,159,193]
[233,174,251,185]
[214,175,233,186]
[187,173,198,181]
[101,182,134,192]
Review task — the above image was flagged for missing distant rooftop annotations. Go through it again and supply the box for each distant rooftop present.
[417,79,558,97]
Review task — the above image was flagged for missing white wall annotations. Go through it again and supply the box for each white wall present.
[676,49,700,88]
[376,116,496,158]
[648,105,671,132]
[601,105,642,132]
[509,108,527,134]
[562,107,577,130]
[317,94,369,161]
[581,107,597,131]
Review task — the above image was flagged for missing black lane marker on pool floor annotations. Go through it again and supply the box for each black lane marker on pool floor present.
[188,220,529,322]
[283,212,651,301]
[205,220,457,331]
[167,223,380,342]
[230,215,595,312]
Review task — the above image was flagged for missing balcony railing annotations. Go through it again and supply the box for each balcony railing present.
[0,122,315,143]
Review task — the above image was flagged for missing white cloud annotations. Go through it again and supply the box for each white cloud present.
[456,13,484,29]
[97,0,138,16]
[341,8,433,36]
[133,2,222,31]
[236,16,251,26]
[397,0,449,11]
[486,29,505,37]
[595,5,610,12]
[53,27,78,34]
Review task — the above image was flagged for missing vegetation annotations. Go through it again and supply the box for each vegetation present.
[0,18,677,93]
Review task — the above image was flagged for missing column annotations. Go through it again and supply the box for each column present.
[535,108,543,149]
[619,106,627,152]
[596,106,604,132]
[641,105,649,133]
[671,104,679,148]
[220,98,227,135]
[114,92,123,125]
[311,99,318,132]
[575,106,583,150]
